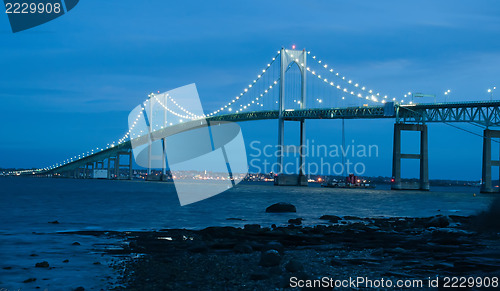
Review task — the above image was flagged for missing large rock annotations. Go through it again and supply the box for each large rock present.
[262,241,284,254]
[266,202,296,213]
[472,197,500,231]
[285,259,304,273]
[233,243,253,253]
[319,215,341,223]
[243,224,261,232]
[259,250,281,267]
[35,261,49,268]
[288,218,303,225]
[250,271,269,280]
[425,216,450,228]
[187,242,209,253]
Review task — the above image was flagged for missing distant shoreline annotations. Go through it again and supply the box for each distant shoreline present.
[0,171,484,188]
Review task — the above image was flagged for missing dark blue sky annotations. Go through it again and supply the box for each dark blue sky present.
[1,0,500,179]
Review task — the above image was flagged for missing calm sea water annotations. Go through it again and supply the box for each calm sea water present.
[0,177,496,290]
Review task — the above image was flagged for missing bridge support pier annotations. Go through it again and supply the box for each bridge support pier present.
[161,137,168,181]
[85,162,94,179]
[274,119,308,186]
[481,129,500,193]
[392,123,429,191]
[114,151,133,180]
[107,157,116,179]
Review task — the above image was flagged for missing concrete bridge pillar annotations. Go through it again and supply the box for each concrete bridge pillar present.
[129,151,133,180]
[115,151,133,180]
[481,129,500,193]
[114,155,119,179]
[107,157,115,179]
[392,123,429,191]
[161,138,167,181]
[85,162,94,179]
[77,168,81,178]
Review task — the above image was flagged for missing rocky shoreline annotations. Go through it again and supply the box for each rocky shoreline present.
[66,200,498,291]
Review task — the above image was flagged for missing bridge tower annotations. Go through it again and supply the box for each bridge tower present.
[275,48,308,186]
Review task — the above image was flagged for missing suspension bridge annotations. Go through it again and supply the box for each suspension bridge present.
[10,48,500,193]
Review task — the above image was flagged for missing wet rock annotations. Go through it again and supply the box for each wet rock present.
[74,287,85,291]
[448,215,469,224]
[233,243,253,253]
[35,261,49,268]
[250,270,269,280]
[3,266,12,270]
[269,265,283,275]
[187,243,209,253]
[343,216,361,220]
[366,225,381,231]
[62,259,69,263]
[266,202,296,213]
[23,278,36,283]
[48,220,59,224]
[425,216,450,228]
[30,253,38,257]
[288,218,303,225]
[244,224,261,231]
[201,226,240,239]
[319,215,341,223]
[472,197,500,231]
[72,241,81,246]
[259,250,281,267]
[226,217,246,221]
[312,224,328,233]
[285,259,304,273]
[93,262,101,265]
[263,241,284,254]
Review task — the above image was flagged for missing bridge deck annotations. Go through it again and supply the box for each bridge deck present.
[39,101,500,175]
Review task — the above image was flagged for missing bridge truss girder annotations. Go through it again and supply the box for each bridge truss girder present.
[38,101,500,180]
[398,101,500,127]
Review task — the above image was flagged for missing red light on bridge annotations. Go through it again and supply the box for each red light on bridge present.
[292,45,296,50]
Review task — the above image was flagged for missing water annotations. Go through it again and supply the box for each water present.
[0,177,496,290]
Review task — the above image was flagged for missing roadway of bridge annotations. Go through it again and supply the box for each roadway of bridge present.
[42,101,500,174]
